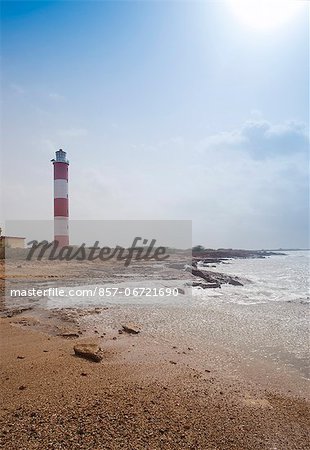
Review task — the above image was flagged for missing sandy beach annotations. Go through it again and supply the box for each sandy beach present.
[0,305,309,449]
[1,254,309,449]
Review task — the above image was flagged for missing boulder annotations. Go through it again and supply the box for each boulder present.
[73,343,103,362]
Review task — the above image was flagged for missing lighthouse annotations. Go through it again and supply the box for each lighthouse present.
[52,149,69,246]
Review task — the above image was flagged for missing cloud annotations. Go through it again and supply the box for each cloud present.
[241,120,308,157]
[65,117,308,248]
[202,119,308,159]
[187,119,309,247]
[70,117,308,247]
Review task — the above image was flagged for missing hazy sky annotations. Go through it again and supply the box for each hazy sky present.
[1,1,309,248]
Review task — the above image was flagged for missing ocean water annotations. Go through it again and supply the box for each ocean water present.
[198,250,310,306]
[44,250,309,309]
[188,251,309,381]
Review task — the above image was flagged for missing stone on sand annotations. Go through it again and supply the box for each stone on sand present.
[73,343,103,362]
[58,331,80,338]
[122,323,141,334]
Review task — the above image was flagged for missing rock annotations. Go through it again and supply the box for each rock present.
[122,323,141,334]
[177,288,185,294]
[58,331,79,338]
[73,343,103,362]
[18,385,27,390]
[192,281,220,289]
[4,306,33,318]
[228,278,243,286]
[187,266,211,280]
[80,372,88,376]
[189,263,244,288]
[17,356,25,359]
[169,360,177,365]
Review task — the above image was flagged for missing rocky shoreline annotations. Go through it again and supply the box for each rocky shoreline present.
[188,248,283,290]
[1,248,284,317]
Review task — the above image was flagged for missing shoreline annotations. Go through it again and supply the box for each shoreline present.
[4,301,309,394]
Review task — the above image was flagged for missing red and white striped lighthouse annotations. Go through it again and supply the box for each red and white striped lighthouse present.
[52,149,69,246]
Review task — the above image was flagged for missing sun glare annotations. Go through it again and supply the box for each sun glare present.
[228,0,306,31]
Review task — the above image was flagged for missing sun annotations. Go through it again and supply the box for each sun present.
[228,0,306,31]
